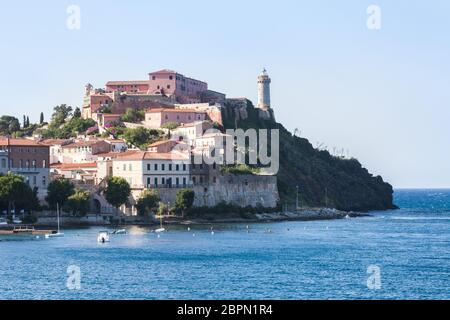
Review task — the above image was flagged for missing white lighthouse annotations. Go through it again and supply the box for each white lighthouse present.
[257,68,271,110]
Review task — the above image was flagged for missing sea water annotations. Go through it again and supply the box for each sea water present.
[0,189,449,300]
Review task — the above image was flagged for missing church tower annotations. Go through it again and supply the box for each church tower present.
[257,68,271,110]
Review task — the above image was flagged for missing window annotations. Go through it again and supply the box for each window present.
[161,164,165,171]
[169,164,172,171]
[176,164,179,171]
[176,178,179,186]
[147,177,151,187]
[157,85,160,89]
[123,164,126,171]
[0,159,5,168]
[165,115,168,120]
[154,164,158,171]
[183,177,186,186]
[42,176,46,186]
[169,75,173,80]
[183,164,187,171]
[162,177,165,185]
[33,176,36,185]
[32,160,36,168]
[154,177,158,187]
[192,177,196,184]
[147,164,151,171]
[152,76,156,80]
[129,164,132,171]
[167,85,171,89]
[42,160,46,168]
[213,177,217,183]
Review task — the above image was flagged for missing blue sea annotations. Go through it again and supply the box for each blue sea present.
[0,189,449,300]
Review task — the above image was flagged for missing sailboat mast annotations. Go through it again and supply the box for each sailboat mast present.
[57,203,60,232]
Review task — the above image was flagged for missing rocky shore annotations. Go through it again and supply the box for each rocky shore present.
[168,208,370,225]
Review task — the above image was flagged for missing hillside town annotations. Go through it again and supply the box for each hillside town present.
[0,69,279,222]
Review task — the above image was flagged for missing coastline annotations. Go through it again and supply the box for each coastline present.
[0,208,372,229]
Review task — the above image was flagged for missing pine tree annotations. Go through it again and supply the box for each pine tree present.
[26,116,30,128]
[23,115,26,128]
[39,112,44,124]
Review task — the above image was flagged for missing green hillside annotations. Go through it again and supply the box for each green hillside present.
[222,100,397,212]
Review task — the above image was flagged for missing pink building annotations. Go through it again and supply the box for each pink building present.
[147,69,208,104]
[144,108,207,128]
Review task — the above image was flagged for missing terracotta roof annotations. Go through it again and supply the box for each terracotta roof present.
[114,151,188,161]
[51,162,97,170]
[39,139,72,146]
[0,138,46,147]
[148,140,177,147]
[106,81,149,85]
[62,140,107,148]
[95,150,139,159]
[146,108,205,114]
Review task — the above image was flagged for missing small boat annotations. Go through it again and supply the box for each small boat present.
[0,218,7,226]
[112,229,127,235]
[345,214,351,219]
[13,219,22,224]
[47,203,64,238]
[97,231,110,243]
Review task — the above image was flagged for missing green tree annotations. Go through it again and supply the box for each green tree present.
[121,108,145,123]
[26,116,30,128]
[50,104,73,128]
[136,189,160,217]
[0,116,20,135]
[40,112,44,124]
[73,107,82,118]
[161,121,180,130]
[64,189,90,216]
[0,173,40,214]
[174,189,195,217]
[45,178,75,210]
[104,177,131,208]
[123,127,161,150]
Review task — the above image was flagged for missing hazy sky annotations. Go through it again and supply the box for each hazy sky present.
[0,0,449,188]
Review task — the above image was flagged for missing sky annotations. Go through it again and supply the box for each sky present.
[0,0,449,188]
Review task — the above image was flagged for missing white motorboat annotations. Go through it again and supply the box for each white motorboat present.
[97,231,110,243]
[0,218,7,225]
[112,229,127,235]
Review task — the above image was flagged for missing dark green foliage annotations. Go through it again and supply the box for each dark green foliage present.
[121,108,145,123]
[174,189,195,216]
[45,178,75,210]
[0,116,20,135]
[0,173,41,213]
[220,164,260,175]
[161,121,180,130]
[122,127,163,150]
[104,177,131,208]
[222,100,396,212]
[73,107,82,118]
[136,189,160,216]
[50,104,73,127]
[64,189,90,216]
[40,112,44,124]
